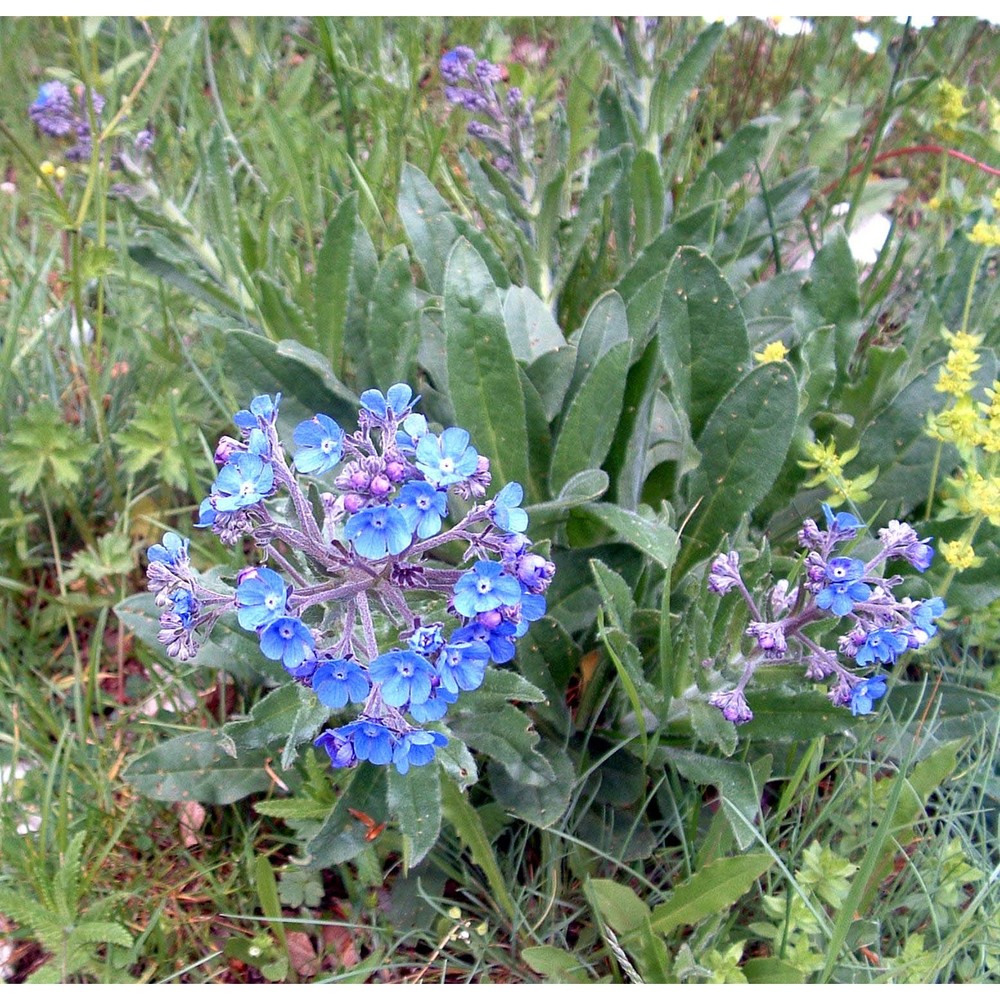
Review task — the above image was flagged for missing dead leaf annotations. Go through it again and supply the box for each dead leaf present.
[174,799,206,848]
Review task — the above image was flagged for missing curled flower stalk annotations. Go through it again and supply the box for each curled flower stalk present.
[706,505,944,724]
[145,384,553,775]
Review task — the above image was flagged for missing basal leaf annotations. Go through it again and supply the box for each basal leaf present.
[649,853,775,935]
[387,760,442,870]
[444,239,530,490]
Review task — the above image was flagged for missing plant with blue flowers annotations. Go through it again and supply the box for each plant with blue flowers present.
[706,506,944,724]
[143,383,554,785]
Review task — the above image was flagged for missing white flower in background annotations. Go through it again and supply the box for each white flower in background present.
[763,16,814,36]
[895,15,937,29]
[850,215,893,265]
[852,29,880,54]
[1,940,16,982]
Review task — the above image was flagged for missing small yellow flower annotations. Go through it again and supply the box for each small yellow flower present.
[933,80,968,128]
[939,539,982,571]
[926,196,941,212]
[54,165,67,181]
[40,160,55,176]
[754,341,789,364]
[968,220,1000,247]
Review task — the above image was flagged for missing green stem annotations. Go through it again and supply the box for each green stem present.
[843,39,907,233]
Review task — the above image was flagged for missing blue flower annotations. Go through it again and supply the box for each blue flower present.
[452,615,517,664]
[293,414,345,475]
[314,728,357,768]
[822,503,862,539]
[850,675,888,716]
[453,561,522,617]
[407,623,445,656]
[436,640,491,694]
[855,629,909,667]
[147,531,189,567]
[396,413,428,452]
[816,557,871,616]
[395,481,448,539]
[195,498,217,528]
[509,590,547,638]
[235,567,289,630]
[311,658,371,710]
[360,384,416,420]
[913,597,945,638]
[491,482,528,533]
[212,452,274,511]
[392,730,447,775]
[369,649,435,707]
[259,616,315,671]
[408,683,458,723]
[233,394,280,432]
[170,588,198,629]
[415,427,479,487]
[344,504,412,559]
[340,719,397,766]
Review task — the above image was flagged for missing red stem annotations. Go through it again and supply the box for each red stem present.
[822,142,1000,198]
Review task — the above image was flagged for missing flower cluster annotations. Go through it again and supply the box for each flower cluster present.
[926,324,1000,572]
[29,80,106,162]
[145,385,554,775]
[440,46,534,183]
[706,505,944,724]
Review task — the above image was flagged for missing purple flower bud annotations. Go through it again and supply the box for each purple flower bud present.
[385,460,407,483]
[214,435,243,466]
[370,473,392,498]
[746,621,787,659]
[478,609,503,630]
[343,493,365,514]
[135,127,155,152]
[708,551,741,595]
[708,688,753,725]
[797,518,823,549]
[349,469,370,491]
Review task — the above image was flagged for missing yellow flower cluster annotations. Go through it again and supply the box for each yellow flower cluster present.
[968,220,1000,247]
[799,439,877,506]
[939,538,982,571]
[932,80,968,137]
[932,329,982,405]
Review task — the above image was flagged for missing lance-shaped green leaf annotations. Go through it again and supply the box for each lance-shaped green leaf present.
[550,339,630,494]
[630,149,665,253]
[489,740,574,828]
[225,683,331,768]
[582,503,678,570]
[367,244,419,387]
[503,285,566,363]
[444,239,530,489]
[314,192,358,372]
[567,290,630,400]
[305,762,389,868]
[554,147,627,296]
[388,760,442,871]
[649,853,775,934]
[647,20,725,143]
[665,747,770,850]
[399,163,508,292]
[803,228,860,383]
[123,730,274,805]
[658,247,751,440]
[222,330,359,431]
[681,361,797,578]
[683,122,768,210]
